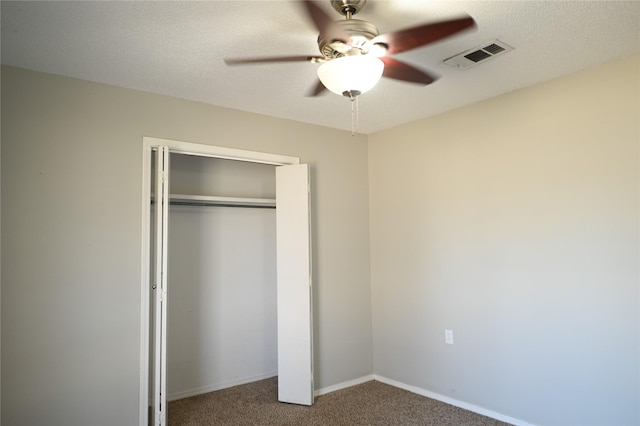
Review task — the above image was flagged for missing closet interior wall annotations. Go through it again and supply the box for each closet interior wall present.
[158,153,278,401]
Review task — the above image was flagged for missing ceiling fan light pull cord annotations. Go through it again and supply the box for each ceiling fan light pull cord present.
[346,90,359,136]
[355,94,359,135]
[351,95,355,136]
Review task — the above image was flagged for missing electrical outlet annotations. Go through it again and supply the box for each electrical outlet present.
[445,329,454,345]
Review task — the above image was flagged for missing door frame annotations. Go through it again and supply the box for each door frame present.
[139,137,301,426]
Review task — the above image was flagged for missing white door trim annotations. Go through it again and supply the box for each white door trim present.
[139,137,301,426]
[143,137,300,165]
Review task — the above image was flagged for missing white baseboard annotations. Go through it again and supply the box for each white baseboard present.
[314,374,375,397]
[169,372,375,402]
[168,371,278,402]
[170,372,534,426]
[373,375,536,426]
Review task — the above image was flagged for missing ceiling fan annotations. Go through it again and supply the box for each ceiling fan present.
[224,0,476,98]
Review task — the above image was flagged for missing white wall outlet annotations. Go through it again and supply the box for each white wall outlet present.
[445,329,454,345]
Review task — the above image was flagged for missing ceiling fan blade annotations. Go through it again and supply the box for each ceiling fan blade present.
[302,1,348,43]
[380,57,438,85]
[372,16,476,55]
[306,79,327,97]
[302,1,334,37]
[224,55,323,65]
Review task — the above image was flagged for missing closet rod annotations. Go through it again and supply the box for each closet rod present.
[151,194,276,209]
[167,201,275,209]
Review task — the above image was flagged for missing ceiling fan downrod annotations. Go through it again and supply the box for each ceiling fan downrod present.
[330,0,366,18]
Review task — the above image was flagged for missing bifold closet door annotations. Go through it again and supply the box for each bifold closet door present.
[152,146,169,426]
[276,164,314,406]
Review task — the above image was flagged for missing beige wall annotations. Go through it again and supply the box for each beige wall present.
[368,54,639,425]
[3,54,639,426]
[1,66,373,425]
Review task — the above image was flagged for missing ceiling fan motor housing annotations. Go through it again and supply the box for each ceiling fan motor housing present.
[318,19,379,58]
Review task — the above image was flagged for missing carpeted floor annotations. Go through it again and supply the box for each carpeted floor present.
[168,377,512,425]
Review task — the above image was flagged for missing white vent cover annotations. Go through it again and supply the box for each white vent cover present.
[443,39,513,69]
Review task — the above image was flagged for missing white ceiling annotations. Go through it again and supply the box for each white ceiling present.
[2,1,639,134]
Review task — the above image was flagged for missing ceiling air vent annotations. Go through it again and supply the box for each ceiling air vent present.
[443,39,513,70]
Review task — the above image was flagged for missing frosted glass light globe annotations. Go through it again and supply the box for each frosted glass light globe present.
[317,55,384,97]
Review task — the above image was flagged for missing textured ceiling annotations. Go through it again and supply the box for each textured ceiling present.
[2,1,639,134]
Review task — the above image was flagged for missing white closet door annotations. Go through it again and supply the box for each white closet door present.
[152,146,169,426]
[276,164,313,406]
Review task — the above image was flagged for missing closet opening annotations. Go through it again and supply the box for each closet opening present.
[139,138,313,426]
[165,153,278,403]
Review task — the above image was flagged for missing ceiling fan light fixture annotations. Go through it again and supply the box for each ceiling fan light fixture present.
[317,55,384,97]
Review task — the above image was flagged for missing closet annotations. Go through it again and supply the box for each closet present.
[167,153,278,401]
[139,138,313,426]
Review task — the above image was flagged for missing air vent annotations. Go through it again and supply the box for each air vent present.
[443,39,513,69]
[464,50,491,63]
[483,43,506,55]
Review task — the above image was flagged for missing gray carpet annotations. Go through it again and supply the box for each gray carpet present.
[168,377,512,425]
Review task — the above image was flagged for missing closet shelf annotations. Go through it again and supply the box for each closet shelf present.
[167,193,276,208]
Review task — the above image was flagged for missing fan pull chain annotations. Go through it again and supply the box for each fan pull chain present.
[349,93,359,136]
